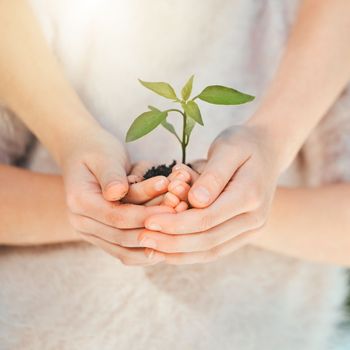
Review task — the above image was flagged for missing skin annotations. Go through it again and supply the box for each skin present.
[2,163,350,268]
[140,165,350,266]
[1,0,350,266]
[141,0,350,263]
[0,163,190,265]
[0,0,171,257]
[0,164,171,265]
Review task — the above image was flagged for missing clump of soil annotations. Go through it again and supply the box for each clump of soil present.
[143,160,177,179]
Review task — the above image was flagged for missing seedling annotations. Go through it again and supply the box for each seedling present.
[126,75,254,177]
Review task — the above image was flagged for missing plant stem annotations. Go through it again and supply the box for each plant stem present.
[165,108,185,116]
[165,108,187,163]
[182,112,187,164]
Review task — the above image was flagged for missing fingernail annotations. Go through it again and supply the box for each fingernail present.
[165,192,180,206]
[192,186,210,204]
[173,164,182,171]
[145,249,164,261]
[174,172,187,181]
[105,181,127,200]
[146,223,162,231]
[154,178,167,191]
[173,184,185,195]
[168,180,182,191]
[145,248,155,259]
[139,237,157,249]
[175,201,188,212]
[145,249,165,262]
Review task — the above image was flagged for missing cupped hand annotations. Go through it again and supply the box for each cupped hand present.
[71,158,196,265]
[139,125,284,264]
[125,161,194,212]
[61,126,174,265]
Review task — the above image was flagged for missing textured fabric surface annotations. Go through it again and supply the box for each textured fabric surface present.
[0,1,349,349]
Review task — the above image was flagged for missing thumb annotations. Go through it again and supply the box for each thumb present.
[90,156,130,201]
[188,144,245,208]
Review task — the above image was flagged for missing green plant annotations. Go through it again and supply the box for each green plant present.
[125,75,255,164]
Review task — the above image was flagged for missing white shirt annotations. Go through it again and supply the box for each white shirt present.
[0,1,348,349]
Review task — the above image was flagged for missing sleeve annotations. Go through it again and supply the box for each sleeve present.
[0,107,35,165]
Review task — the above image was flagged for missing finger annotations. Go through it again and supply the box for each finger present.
[145,168,254,234]
[168,168,191,183]
[127,174,142,184]
[104,203,175,229]
[169,164,196,184]
[168,180,190,201]
[162,230,259,265]
[130,161,155,178]
[190,159,206,175]
[175,201,188,213]
[122,176,169,204]
[68,189,175,229]
[88,154,130,202]
[69,214,141,247]
[81,233,164,266]
[188,143,249,208]
[162,192,180,208]
[144,194,165,206]
[139,212,262,253]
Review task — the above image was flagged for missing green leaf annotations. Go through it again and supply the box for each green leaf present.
[148,105,181,141]
[182,100,203,125]
[198,85,254,105]
[126,110,168,142]
[161,119,180,141]
[139,79,177,100]
[181,75,194,101]
[184,116,196,144]
[148,105,160,112]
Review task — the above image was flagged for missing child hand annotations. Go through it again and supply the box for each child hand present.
[122,161,170,205]
[99,159,202,264]
[122,160,202,211]
[162,161,204,211]
[121,161,193,210]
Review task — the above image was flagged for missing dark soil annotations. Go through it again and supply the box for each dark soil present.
[143,160,177,179]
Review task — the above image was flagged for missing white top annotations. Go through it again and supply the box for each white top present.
[0,1,349,349]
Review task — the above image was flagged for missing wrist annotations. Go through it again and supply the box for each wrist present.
[4,73,102,164]
[252,186,286,250]
[56,119,129,176]
[50,115,103,167]
[246,112,306,173]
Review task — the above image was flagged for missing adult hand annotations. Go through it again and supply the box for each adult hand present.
[62,126,173,265]
[72,159,197,265]
[139,125,285,264]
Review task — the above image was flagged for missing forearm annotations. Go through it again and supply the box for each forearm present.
[254,184,350,266]
[0,165,79,245]
[248,0,350,171]
[0,0,99,163]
